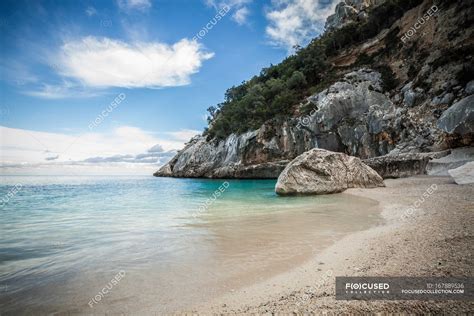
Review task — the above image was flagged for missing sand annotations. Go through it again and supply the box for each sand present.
[192,176,473,314]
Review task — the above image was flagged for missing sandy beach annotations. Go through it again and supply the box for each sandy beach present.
[193,176,473,314]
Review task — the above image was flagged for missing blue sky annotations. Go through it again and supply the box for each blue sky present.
[0,0,337,174]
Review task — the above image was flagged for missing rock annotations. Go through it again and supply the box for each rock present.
[440,92,455,105]
[401,84,426,107]
[212,161,289,178]
[325,0,383,30]
[154,163,173,177]
[432,95,442,106]
[154,65,453,179]
[427,147,474,176]
[437,95,474,135]
[441,79,458,91]
[306,68,393,157]
[466,80,474,95]
[156,68,407,178]
[364,151,450,178]
[448,162,474,184]
[275,149,384,195]
[154,131,292,178]
[155,51,468,180]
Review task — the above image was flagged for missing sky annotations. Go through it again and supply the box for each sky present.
[0,0,338,175]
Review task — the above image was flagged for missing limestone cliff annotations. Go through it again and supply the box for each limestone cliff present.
[325,0,385,30]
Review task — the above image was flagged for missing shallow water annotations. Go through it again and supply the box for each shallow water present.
[0,176,381,313]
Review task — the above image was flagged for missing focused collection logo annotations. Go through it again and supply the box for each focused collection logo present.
[344,282,390,294]
[336,277,472,300]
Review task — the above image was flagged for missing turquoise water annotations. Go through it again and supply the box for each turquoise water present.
[0,176,381,313]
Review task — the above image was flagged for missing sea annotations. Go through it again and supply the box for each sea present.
[0,175,381,313]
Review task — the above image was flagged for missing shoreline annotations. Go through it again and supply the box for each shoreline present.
[192,175,473,314]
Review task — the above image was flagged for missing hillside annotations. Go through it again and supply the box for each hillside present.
[155,0,473,178]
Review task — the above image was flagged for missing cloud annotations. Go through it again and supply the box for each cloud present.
[0,61,39,86]
[206,0,251,9]
[83,150,175,164]
[117,0,151,12]
[206,0,252,25]
[85,6,98,16]
[55,36,214,88]
[148,144,165,153]
[265,0,338,52]
[24,81,102,99]
[0,125,193,175]
[232,7,250,25]
[164,129,200,142]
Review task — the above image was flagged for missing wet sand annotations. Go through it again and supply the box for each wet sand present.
[194,176,473,314]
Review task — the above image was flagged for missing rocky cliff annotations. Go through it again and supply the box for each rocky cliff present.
[155,0,473,179]
[325,0,385,30]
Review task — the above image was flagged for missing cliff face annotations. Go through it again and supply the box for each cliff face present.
[325,0,385,30]
[155,0,474,179]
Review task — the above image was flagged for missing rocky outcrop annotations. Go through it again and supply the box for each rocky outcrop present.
[155,0,474,179]
[325,0,384,30]
[275,149,384,195]
[448,162,474,185]
[427,147,474,176]
[364,151,450,178]
[153,132,290,178]
[157,69,427,178]
[437,95,474,135]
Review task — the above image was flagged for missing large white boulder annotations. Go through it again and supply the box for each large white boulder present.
[275,149,384,195]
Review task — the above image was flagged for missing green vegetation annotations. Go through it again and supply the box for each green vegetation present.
[205,0,423,140]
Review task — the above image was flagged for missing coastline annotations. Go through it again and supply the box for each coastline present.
[192,176,473,314]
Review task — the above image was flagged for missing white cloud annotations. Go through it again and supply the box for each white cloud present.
[117,0,151,12]
[232,7,250,25]
[206,0,252,25]
[206,0,251,8]
[0,61,39,86]
[55,36,214,89]
[148,144,165,153]
[0,125,196,175]
[164,129,200,142]
[265,0,338,52]
[85,6,98,16]
[24,81,102,99]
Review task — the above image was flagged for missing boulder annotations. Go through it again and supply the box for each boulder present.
[427,147,474,176]
[275,149,384,195]
[437,95,474,135]
[448,162,474,185]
